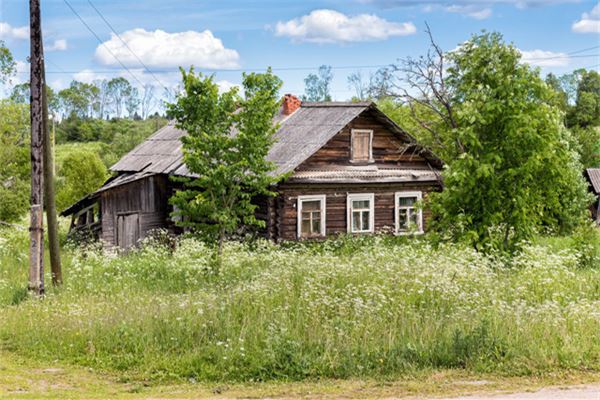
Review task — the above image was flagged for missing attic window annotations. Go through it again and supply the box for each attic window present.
[351,129,373,163]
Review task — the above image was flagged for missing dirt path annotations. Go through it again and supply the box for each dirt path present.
[437,384,600,400]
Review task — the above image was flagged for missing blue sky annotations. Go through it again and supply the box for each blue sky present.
[1,0,599,100]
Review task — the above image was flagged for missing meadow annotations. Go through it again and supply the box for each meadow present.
[0,225,599,384]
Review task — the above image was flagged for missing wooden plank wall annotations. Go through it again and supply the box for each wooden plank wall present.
[100,175,171,247]
[298,110,430,169]
[274,183,439,241]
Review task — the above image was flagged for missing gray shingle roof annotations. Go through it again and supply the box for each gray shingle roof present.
[111,102,440,178]
[587,168,600,194]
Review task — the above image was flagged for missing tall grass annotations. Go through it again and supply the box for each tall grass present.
[0,226,599,382]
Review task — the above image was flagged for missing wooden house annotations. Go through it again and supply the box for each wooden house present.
[585,168,600,224]
[62,95,443,248]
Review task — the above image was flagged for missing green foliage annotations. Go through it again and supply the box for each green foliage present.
[545,69,600,168]
[0,40,15,84]
[168,68,283,248]
[303,65,333,101]
[58,80,101,118]
[0,101,30,222]
[0,232,599,382]
[430,32,592,251]
[55,150,108,211]
[55,116,168,166]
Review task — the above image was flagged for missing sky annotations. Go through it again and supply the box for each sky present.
[0,0,599,101]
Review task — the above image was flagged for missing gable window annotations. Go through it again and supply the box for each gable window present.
[297,195,326,238]
[351,129,373,163]
[347,193,375,233]
[395,191,423,234]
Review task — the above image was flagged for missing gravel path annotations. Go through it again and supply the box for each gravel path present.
[437,384,600,400]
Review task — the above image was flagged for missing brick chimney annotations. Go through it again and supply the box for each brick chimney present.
[282,94,301,115]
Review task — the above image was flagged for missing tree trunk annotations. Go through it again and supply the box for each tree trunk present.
[43,77,62,286]
[29,0,44,295]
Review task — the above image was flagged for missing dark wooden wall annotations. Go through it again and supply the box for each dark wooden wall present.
[298,109,430,170]
[100,175,173,247]
[270,183,439,241]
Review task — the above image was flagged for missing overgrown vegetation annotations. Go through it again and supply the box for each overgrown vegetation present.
[1,226,599,382]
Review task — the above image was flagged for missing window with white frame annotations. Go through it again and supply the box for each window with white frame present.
[297,195,326,238]
[351,129,373,163]
[347,193,375,233]
[395,191,423,234]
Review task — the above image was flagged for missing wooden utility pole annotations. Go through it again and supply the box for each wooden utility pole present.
[29,0,45,295]
[43,64,62,286]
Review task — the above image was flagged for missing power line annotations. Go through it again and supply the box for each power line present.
[22,53,600,76]
[62,0,145,87]
[85,0,167,90]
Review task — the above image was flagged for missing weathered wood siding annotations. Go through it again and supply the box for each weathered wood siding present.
[273,183,439,241]
[298,109,430,170]
[100,175,173,247]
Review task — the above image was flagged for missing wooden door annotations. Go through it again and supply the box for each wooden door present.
[117,213,140,249]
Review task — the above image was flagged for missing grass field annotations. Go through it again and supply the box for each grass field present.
[1,225,599,388]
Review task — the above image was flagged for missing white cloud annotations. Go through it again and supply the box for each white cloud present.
[572,4,600,33]
[363,0,577,6]
[95,28,240,69]
[0,22,29,40]
[519,49,570,67]
[47,39,68,52]
[445,4,493,19]
[273,9,416,44]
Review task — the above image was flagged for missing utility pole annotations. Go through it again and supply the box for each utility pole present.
[29,0,44,295]
[43,62,62,286]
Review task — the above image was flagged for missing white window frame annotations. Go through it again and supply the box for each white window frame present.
[297,195,327,238]
[347,193,375,234]
[395,191,424,235]
[350,129,374,163]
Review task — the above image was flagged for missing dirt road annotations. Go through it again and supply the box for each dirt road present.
[437,384,600,400]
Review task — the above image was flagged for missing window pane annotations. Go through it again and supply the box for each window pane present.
[312,218,321,234]
[353,200,370,209]
[409,210,418,226]
[301,219,311,235]
[302,200,321,211]
[398,209,408,229]
[361,211,370,231]
[398,196,416,206]
[352,211,361,231]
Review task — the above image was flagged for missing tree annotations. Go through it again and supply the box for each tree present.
[545,73,568,113]
[303,65,333,101]
[94,79,112,119]
[0,40,16,84]
[125,86,140,118]
[168,68,283,256]
[58,80,99,118]
[56,150,108,211]
[140,84,156,119]
[107,77,134,118]
[571,70,600,128]
[428,32,591,251]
